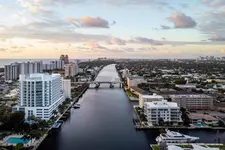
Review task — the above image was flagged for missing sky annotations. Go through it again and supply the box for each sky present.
[0,0,225,59]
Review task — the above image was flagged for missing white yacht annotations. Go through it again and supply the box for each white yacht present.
[156,129,199,143]
[73,103,81,108]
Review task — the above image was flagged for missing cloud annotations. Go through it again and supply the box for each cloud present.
[201,0,225,7]
[180,3,189,8]
[0,21,109,43]
[221,49,225,54]
[66,16,115,28]
[11,46,18,49]
[198,10,225,42]
[11,49,24,53]
[106,37,126,45]
[0,48,7,51]
[137,47,158,51]
[168,12,197,28]
[17,0,51,14]
[161,25,171,30]
[209,34,225,41]
[129,37,164,45]
[34,0,168,7]
[83,42,106,49]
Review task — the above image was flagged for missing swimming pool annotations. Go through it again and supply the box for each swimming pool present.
[194,123,207,127]
[7,137,30,144]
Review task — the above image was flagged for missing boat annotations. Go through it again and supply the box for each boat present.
[156,129,199,143]
[133,118,140,128]
[73,103,81,109]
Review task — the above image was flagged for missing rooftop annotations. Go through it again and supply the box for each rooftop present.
[145,100,179,108]
[188,113,218,121]
[141,94,164,99]
[170,94,212,98]
[130,86,148,94]
[20,73,61,81]
[175,84,196,88]
[127,75,144,80]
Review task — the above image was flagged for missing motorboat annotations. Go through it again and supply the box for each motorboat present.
[73,103,81,109]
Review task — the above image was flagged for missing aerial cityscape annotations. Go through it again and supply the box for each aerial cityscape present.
[1,0,225,150]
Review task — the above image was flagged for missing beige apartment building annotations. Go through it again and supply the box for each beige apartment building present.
[169,94,214,110]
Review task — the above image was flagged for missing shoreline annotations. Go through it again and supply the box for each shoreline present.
[115,67,225,131]
[32,65,104,150]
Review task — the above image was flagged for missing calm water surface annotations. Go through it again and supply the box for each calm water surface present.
[38,64,225,150]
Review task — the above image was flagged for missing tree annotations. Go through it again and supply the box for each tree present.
[14,143,23,150]
[180,107,190,126]
[52,110,58,117]
[0,106,11,124]
[8,111,25,132]
[58,105,65,114]
[29,130,42,140]
[174,79,187,85]
[158,118,165,126]
[38,120,49,129]
[23,123,31,133]
[27,115,37,121]
[159,128,165,134]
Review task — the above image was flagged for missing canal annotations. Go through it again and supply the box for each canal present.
[38,64,225,150]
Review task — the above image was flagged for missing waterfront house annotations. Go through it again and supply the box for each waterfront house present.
[188,113,219,126]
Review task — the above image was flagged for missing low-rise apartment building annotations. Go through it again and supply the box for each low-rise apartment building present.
[126,75,146,88]
[139,94,164,108]
[144,100,182,126]
[169,94,214,110]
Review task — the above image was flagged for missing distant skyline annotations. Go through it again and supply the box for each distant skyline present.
[0,0,225,58]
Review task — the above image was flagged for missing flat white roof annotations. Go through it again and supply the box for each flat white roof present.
[170,94,212,98]
[141,94,164,99]
[146,100,178,108]
[20,73,61,81]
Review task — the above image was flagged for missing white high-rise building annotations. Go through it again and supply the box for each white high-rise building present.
[139,94,164,108]
[65,62,78,77]
[20,61,43,74]
[62,79,71,99]
[144,100,182,126]
[43,63,54,71]
[50,60,65,70]
[4,63,20,81]
[13,73,65,120]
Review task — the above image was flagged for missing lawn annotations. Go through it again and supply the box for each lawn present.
[126,90,138,98]
[151,145,160,150]
[208,145,225,149]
